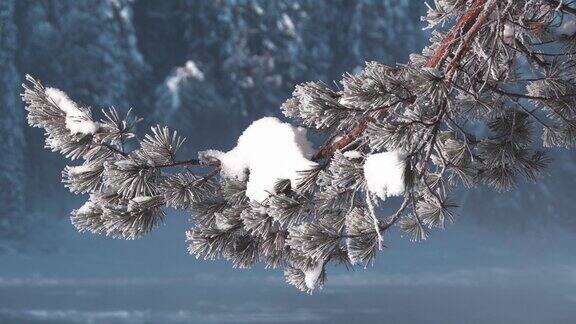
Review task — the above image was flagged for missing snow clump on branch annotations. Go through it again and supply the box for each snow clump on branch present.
[363,150,406,200]
[45,88,100,135]
[201,117,317,202]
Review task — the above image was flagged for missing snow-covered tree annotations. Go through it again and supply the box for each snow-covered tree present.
[143,0,425,148]
[0,0,26,243]
[16,0,146,108]
[22,0,576,293]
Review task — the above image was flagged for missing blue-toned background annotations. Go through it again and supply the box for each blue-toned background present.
[1,1,575,323]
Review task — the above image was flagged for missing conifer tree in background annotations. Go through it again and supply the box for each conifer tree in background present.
[0,0,26,244]
[150,0,424,147]
[0,0,147,247]
[22,0,576,293]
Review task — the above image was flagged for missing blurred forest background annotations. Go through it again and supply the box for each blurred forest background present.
[1,0,426,247]
[1,1,575,323]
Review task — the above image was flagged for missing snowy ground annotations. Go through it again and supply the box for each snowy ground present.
[1,212,575,324]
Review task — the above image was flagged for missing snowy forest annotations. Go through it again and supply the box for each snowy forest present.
[3,0,576,323]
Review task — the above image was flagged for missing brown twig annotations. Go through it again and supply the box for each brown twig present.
[445,0,498,79]
[379,194,412,231]
[312,0,496,161]
[311,117,374,161]
[425,0,490,69]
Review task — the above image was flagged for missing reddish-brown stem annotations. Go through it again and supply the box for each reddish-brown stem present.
[445,0,498,79]
[312,0,496,161]
[311,117,374,161]
[425,0,489,69]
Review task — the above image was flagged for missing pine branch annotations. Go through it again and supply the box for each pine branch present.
[547,0,576,16]
[312,1,497,161]
[312,117,374,161]
[154,158,202,168]
[445,0,499,79]
[22,0,576,294]
[425,0,491,69]
[101,143,127,157]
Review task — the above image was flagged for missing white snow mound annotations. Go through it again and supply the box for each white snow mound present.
[46,87,99,135]
[363,150,406,200]
[204,117,317,202]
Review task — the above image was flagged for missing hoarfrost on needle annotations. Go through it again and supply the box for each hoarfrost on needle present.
[304,262,323,290]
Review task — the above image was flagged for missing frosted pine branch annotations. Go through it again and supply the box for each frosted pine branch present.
[22,0,576,294]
